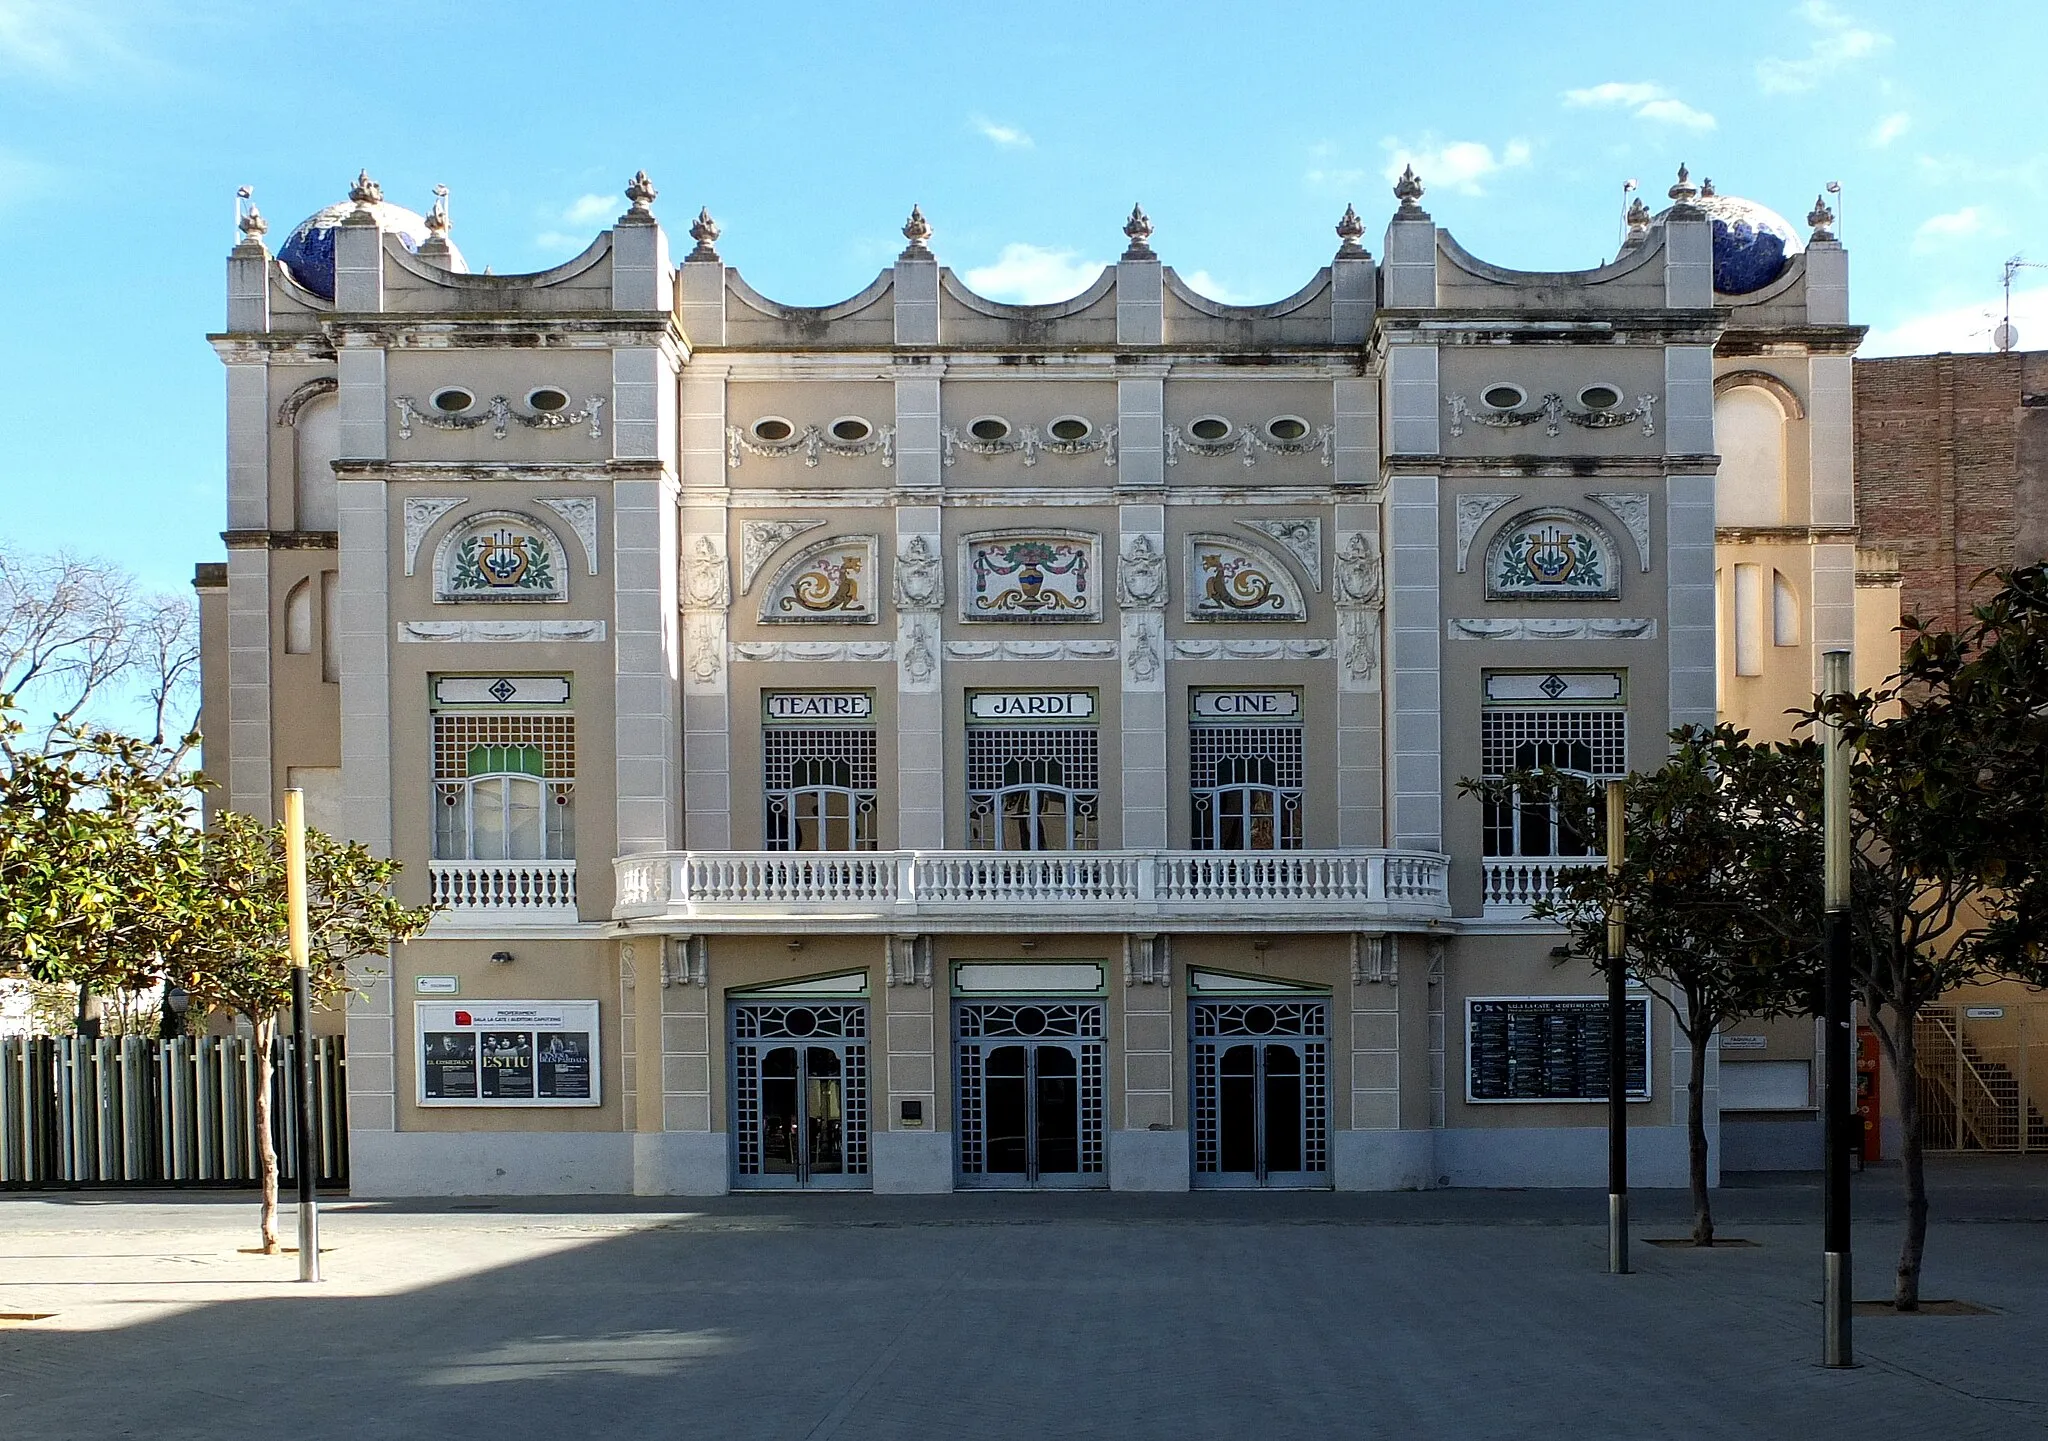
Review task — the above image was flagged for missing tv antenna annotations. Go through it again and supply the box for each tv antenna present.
[1998,255,2048,352]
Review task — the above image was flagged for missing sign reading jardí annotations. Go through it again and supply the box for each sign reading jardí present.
[765,691,874,722]
[969,690,1096,721]
[417,1000,600,1107]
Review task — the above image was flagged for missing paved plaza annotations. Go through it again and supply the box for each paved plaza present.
[3,1161,2047,1439]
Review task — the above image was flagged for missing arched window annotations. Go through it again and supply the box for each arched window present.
[1191,730,1303,852]
[432,727,575,862]
[1715,386,1789,528]
[764,733,878,852]
[284,578,313,654]
[293,396,340,532]
[967,730,1099,851]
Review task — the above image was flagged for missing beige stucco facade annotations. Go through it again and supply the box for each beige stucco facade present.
[197,168,1892,1195]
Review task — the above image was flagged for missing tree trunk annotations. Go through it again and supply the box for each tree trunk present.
[1893,1007,1928,1311]
[252,1013,280,1254]
[1687,1023,1715,1245]
[76,985,102,1041]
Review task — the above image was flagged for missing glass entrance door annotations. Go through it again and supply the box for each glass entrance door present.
[1193,999,1328,1189]
[732,1002,869,1190]
[957,1001,1105,1189]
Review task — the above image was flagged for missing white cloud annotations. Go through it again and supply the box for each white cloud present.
[562,194,615,225]
[1910,206,1987,253]
[1861,283,2048,357]
[533,231,585,255]
[1870,111,1910,147]
[1380,136,1532,197]
[971,115,1033,149]
[1563,81,1716,130]
[0,0,141,81]
[1757,1,1891,94]
[963,243,1108,304]
[1179,270,1254,305]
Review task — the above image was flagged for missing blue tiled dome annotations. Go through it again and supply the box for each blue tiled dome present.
[1656,190,1804,296]
[277,199,430,300]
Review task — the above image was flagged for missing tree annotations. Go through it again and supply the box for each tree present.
[1463,727,1824,1245]
[0,704,206,996]
[167,812,433,1253]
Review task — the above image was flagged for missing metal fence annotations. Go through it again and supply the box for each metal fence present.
[0,1034,348,1188]
[1916,1002,2048,1154]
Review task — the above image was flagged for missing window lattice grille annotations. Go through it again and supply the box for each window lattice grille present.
[1480,708,1625,778]
[733,1003,868,1041]
[1189,726,1304,789]
[433,713,576,780]
[966,728,1098,791]
[762,729,877,791]
[1193,1000,1328,1038]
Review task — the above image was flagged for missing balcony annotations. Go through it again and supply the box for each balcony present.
[1481,857,1603,919]
[612,849,1450,932]
[429,861,579,924]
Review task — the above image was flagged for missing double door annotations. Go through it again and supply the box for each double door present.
[1192,999,1329,1188]
[731,1002,869,1189]
[956,1001,1105,1188]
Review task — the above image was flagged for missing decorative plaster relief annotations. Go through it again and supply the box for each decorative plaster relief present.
[684,614,724,686]
[961,531,1100,623]
[1241,517,1323,590]
[402,496,466,576]
[1339,609,1382,689]
[276,376,338,426]
[898,616,939,690]
[740,518,827,594]
[396,395,604,441]
[893,534,944,613]
[682,535,730,610]
[760,536,878,623]
[535,496,599,575]
[1117,533,1168,611]
[433,511,569,603]
[1123,613,1164,686]
[1446,617,1658,641]
[945,640,1119,662]
[941,424,1117,467]
[1164,422,1335,468]
[399,619,607,643]
[730,640,896,663]
[1333,530,1384,608]
[1485,509,1619,601]
[726,423,894,469]
[1186,535,1307,622]
[1444,392,1654,439]
[1586,492,1652,572]
[1172,638,1332,660]
[1454,494,1521,573]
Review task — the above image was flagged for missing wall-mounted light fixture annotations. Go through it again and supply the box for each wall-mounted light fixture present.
[489,950,515,966]
[785,938,804,952]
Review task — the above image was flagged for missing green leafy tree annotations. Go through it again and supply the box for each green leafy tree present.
[1463,726,1824,1245]
[168,812,433,1253]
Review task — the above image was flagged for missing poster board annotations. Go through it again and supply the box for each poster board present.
[1465,996,1651,1104]
[417,1000,601,1107]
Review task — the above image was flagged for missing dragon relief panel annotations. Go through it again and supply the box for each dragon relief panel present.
[759,536,879,624]
[1184,535,1307,623]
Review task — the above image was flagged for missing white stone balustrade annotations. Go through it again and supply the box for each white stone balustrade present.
[612,849,1451,929]
[430,860,579,923]
[1480,857,1603,917]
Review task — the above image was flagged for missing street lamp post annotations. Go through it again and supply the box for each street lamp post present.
[1606,778,1630,1275]
[284,788,321,1284]
[1821,651,1854,1365]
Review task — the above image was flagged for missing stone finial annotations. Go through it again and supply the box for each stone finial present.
[425,183,450,237]
[348,169,383,207]
[1667,163,1698,204]
[688,207,721,260]
[899,204,932,257]
[1335,203,1366,253]
[1122,203,1155,259]
[624,170,657,214]
[1807,192,1837,242]
[1700,176,1717,198]
[1619,196,1652,250]
[1394,164,1425,211]
[235,186,267,247]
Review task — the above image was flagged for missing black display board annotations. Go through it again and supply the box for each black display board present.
[1467,996,1650,1102]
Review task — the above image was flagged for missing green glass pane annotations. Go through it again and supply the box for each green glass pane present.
[466,744,545,778]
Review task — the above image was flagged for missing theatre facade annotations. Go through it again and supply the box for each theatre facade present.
[197,165,1890,1195]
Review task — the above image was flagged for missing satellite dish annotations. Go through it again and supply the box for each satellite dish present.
[1995,321,2020,352]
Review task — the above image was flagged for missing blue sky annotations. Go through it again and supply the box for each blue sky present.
[1,0,2041,597]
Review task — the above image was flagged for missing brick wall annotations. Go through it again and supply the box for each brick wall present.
[1853,350,2048,638]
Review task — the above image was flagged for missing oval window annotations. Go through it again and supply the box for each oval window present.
[1578,384,1623,411]
[750,417,795,442]
[1189,415,1232,441]
[969,416,1010,442]
[1265,416,1309,442]
[1048,416,1092,442]
[526,387,571,413]
[430,387,475,414]
[1481,384,1525,411]
[829,417,873,442]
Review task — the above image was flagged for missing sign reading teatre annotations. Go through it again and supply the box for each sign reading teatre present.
[765,691,874,722]
[1192,689,1301,720]
[969,691,1096,721]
